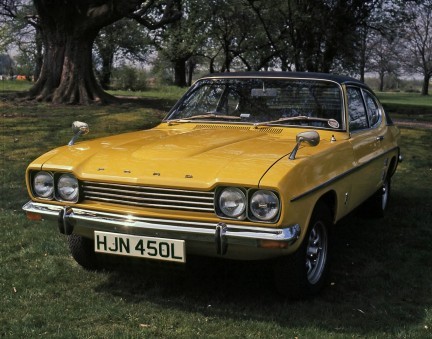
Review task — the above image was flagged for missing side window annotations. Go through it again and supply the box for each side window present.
[347,87,368,131]
[363,91,381,127]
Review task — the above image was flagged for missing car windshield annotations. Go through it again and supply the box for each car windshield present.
[166,78,344,130]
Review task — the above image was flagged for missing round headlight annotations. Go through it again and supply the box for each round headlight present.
[33,171,54,198]
[250,190,279,221]
[218,187,246,218]
[57,174,79,202]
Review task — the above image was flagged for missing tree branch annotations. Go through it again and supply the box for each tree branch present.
[128,0,181,30]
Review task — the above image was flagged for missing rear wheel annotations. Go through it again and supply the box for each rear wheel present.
[67,234,99,270]
[367,176,391,218]
[274,202,331,299]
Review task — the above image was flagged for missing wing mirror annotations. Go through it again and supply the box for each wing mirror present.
[289,131,320,160]
[68,121,89,146]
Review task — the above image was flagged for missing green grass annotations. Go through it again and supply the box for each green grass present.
[0,79,33,92]
[377,92,432,107]
[107,86,187,101]
[377,92,432,119]
[1,88,432,338]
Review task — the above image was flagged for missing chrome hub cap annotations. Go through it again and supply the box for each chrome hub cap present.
[306,221,328,285]
[381,180,389,210]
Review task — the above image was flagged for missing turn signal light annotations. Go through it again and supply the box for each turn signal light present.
[259,240,290,249]
[26,212,43,221]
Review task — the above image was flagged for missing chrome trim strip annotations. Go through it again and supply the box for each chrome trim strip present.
[83,186,214,201]
[23,201,300,245]
[164,76,347,132]
[290,146,400,202]
[82,196,214,212]
[82,182,215,195]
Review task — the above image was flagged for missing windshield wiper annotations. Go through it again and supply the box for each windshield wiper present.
[167,113,241,125]
[253,115,338,128]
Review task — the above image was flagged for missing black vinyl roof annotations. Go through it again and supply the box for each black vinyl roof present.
[202,71,368,88]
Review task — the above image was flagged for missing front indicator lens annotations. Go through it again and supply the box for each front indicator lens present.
[33,171,54,198]
[250,190,279,221]
[57,174,79,202]
[219,187,246,218]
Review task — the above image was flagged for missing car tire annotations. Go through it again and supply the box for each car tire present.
[367,176,391,218]
[274,202,331,299]
[67,234,99,270]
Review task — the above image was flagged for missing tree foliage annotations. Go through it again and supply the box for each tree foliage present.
[153,0,206,86]
[1,0,180,104]
[0,0,42,78]
[94,19,151,89]
[1,0,431,103]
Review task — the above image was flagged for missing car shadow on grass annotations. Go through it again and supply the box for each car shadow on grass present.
[93,199,432,336]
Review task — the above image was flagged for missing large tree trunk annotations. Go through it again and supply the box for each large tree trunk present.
[26,1,126,104]
[379,71,385,92]
[99,51,115,90]
[29,30,112,104]
[173,58,187,87]
[421,73,430,96]
[186,58,196,86]
[34,28,43,81]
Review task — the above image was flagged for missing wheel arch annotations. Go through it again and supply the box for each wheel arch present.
[387,153,399,179]
[315,190,337,224]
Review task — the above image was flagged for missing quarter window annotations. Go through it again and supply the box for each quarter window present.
[347,87,368,131]
[363,91,381,127]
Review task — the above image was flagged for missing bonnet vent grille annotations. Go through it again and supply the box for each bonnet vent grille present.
[194,125,283,134]
[194,125,250,131]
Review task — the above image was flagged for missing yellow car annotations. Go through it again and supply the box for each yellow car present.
[23,72,401,298]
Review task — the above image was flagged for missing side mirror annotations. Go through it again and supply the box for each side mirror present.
[68,121,89,146]
[289,131,320,160]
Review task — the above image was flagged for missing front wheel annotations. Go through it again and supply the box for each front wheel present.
[67,234,99,270]
[274,202,331,299]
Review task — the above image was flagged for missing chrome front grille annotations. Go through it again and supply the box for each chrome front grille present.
[82,181,215,213]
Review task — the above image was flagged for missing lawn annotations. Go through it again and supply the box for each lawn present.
[377,92,432,119]
[1,83,432,338]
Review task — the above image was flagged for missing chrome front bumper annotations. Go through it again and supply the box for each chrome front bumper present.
[23,201,301,259]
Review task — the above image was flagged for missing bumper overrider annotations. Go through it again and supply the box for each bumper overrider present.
[22,201,301,260]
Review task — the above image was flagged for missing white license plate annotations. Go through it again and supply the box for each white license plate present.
[94,231,186,263]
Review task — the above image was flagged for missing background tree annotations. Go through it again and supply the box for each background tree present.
[403,0,432,95]
[94,19,151,89]
[358,0,412,84]
[367,32,401,91]
[153,0,207,86]
[2,0,429,99]
[12,0,180,104]
[243,0,289,71]
[0,54,14,75]
[199,0,251,73]
[0,0,42,79]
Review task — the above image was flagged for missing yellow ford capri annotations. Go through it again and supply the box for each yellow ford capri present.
[23,72,401,298]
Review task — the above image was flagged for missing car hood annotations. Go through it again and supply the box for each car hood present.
[37,126,304,189]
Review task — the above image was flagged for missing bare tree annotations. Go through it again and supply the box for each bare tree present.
[404,0,432,95]
[366,31,401,91]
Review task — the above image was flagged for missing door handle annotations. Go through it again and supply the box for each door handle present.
[376,135,384,141]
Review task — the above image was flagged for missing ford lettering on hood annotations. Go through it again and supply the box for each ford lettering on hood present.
[38,127,298,188]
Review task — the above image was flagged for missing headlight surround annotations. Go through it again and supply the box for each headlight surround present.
[33,171,54,199]
[250,190,280,221]
[56,173,79,202]
[218,187,247,219]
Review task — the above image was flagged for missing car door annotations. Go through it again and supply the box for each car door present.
[346,86,385,209]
